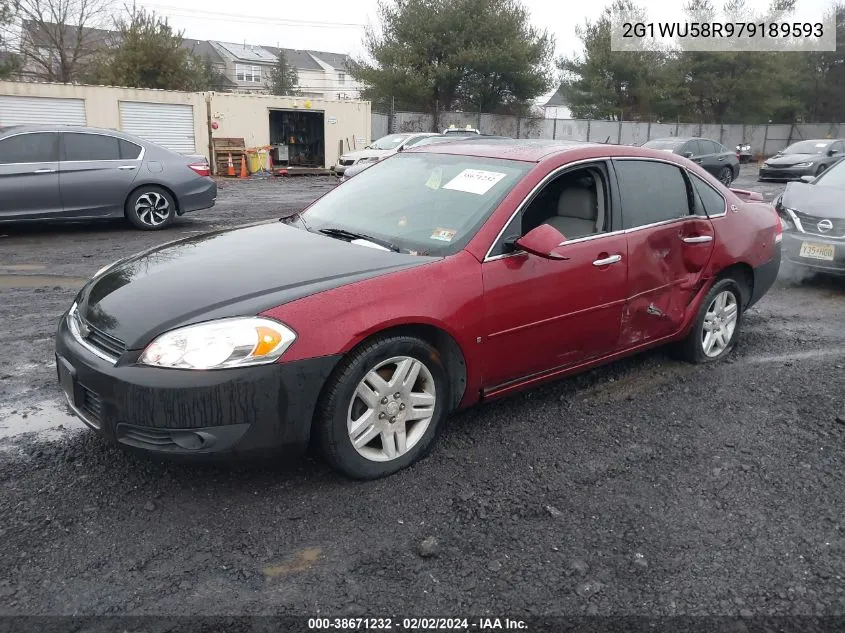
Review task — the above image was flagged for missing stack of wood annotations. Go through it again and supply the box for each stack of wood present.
[212,137,246,176]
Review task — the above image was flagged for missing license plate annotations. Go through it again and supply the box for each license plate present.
[799,241,835,261]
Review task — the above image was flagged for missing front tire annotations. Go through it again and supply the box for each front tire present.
[316,335,450,480]
[718,166,733,186]
[816,164,827,177]
[676,279,743,364]
[126,186,176,230]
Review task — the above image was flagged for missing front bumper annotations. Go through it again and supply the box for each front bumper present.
[55,316,341,458]
[758,166,814,181]
[782,231,845,276]
[332,163,351,175]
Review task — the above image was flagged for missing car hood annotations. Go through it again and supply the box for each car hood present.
[341,149,391,161]
[766,153,821,166]
[75,222,434,350]
[781,182,845,219]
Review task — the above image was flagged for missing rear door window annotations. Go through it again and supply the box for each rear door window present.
[119,139,142,159]
[0,132,59,164]
[690,174,727,216]
[614,160,691,229]
[683,140,703,156]
[63,133,121,161]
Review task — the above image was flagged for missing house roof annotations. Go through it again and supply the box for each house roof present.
[543,88,568,107]
[307,50,350,71]
[263,46,324,71]
[213,41,277,63]
[21,20,113,49]
[182,38,225,65]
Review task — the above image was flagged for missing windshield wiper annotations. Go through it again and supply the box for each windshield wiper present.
[318,227,400,252]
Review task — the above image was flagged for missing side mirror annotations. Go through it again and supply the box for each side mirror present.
[828,149,838,156]
[800,175,815,183]
[682,151,694,159]
[396,145,404,152]
[513,224,569,260]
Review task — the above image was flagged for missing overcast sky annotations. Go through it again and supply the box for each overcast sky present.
[135,0,835,102]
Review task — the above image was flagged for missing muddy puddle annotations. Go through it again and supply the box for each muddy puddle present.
[0,398,86,442]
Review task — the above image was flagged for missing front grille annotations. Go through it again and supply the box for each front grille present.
[84,323,127,358]
[793,210,845,238]
[79,385,102,427]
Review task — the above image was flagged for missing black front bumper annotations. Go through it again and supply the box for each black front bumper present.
[55,317,341,458]
[782,231,845,276]
[758,166,814,181]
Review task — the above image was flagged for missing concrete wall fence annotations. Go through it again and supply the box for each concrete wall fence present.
[0,81,372,169]
[372,111,845,157]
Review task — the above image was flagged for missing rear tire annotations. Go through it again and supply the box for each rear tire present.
[676,279,743,364]
[316,335,450,480]
[125,186,176,230]
[718,166,733,186]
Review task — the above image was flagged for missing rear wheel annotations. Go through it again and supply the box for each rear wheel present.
[676,279,743,364]
[125,186,175,230]
[718,166,733,186]
[316,335,450,479]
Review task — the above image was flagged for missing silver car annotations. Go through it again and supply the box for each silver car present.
[0,125,217,230]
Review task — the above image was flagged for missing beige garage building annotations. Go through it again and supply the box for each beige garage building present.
[0,81,371,171]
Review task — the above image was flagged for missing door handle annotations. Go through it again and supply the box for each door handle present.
[117,165,137,170]
[682,235,713,244]
[592,254,622,266]
[33,168,55,174]
[718,157,726,161]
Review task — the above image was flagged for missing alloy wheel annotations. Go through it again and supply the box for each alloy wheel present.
[135,192,171,227]
[347,356,436,462]
[701,290,738,357]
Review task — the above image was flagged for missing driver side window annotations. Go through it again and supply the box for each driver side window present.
[489,163,611,258]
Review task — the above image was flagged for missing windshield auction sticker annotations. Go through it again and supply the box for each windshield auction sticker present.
[430,228,457,242]
[443,169,506,195]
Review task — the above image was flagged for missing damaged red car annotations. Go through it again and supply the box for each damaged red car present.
[55,140,782,479]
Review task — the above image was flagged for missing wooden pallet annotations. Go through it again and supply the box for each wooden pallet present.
[212,137,246,176]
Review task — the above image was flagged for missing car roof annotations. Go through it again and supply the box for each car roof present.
[408,138,703,164]
[0,124,142,140]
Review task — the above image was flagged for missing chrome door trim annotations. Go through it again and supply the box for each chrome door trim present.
[592,254,622,266]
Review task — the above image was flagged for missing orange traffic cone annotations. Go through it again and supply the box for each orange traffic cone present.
[227,153,235,177]
[239,154,248,179]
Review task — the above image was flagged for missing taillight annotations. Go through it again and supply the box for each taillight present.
[774,208,784,244]
[188,162,211,177]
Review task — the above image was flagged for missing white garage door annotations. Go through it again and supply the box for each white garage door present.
[119,101,196,154]
[0,96,86,126]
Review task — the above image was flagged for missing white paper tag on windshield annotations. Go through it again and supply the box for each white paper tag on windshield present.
[816,143,829,147]
[443,169,506,195]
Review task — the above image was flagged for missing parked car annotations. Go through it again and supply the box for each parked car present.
[0,125,216,230]
[332,133,438,175]
[443,125,481,135]
[56,140,781,479]
[736,143,753,163]
[774,158,845,276]
[641,137,741,185]
[759,139,845,181]
[339,136,511,181]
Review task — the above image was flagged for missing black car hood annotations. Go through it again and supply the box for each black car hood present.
[76,222,436,349]
[781,182,845,219]
[767,153,821,166]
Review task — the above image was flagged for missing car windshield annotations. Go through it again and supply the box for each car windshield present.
[811,158,845,188]
[643,139,682,150]
[367,134,409,150]
[297,152,531,255]
[783,140,832,154]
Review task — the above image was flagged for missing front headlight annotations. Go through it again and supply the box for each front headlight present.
[793,162,814,168]
[139,317,297,370]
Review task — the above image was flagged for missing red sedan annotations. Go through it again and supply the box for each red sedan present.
[55,140,782,479]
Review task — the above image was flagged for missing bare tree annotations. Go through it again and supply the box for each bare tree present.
[15,0,114,82]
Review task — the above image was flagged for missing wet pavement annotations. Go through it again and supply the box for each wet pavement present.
[1,167,845,618]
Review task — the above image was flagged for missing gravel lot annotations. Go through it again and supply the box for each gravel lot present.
[1,165,845,620]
